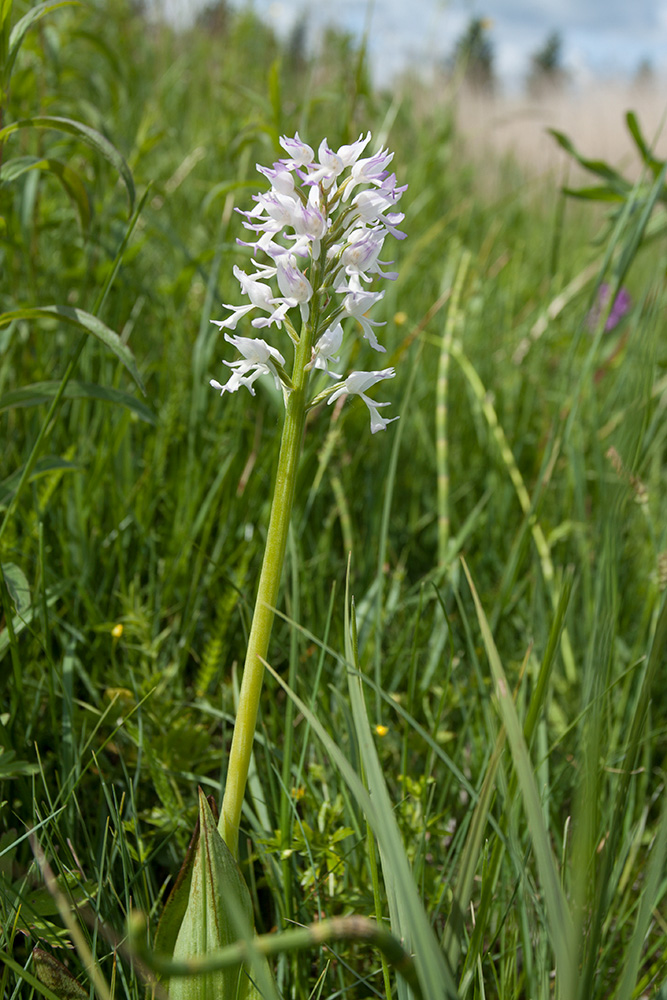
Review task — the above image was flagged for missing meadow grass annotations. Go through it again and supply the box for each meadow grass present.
[1,2,666,999]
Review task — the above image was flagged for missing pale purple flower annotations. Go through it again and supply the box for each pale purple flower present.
[588,284,632,332]
[344,148,394,200]
[306,323,344,375]
[328,368,398,434]
[256,161,296,196]
[340,227,397,281]
[275,254,313,317]
[353,187,406,239]
[304,133,373,190]
[340,274,386,351]
[279,132,314,168]
[336,132,372,167]
[210,334,286,395]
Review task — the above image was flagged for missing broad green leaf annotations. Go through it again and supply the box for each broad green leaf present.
[32,948,88,1000]
[1,562,30,616]
[625,110,665,180]
[0,747,39,779]
[0,306,144,393]
[562,185,626,203]
[5,2,78,85]
[0,949,63,1000]
[168,791,273,1000]
[0,155,91,228]
[0,116,134,210]
[549,128,630,192]
[0,380,155,423]
[154,813,200,963]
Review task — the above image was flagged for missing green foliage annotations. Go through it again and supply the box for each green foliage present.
[1,1,666,999]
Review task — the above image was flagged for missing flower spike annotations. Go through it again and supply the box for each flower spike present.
[210,132,406,431]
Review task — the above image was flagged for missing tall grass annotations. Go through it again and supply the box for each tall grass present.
[1,2,666,999]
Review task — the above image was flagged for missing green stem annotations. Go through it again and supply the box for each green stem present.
[219,321,315,857]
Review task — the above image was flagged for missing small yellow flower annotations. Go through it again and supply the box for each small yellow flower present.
[393,311,407,326]
[291,785,306,801]
[375,724,389,737]
[105,687,133,703]
[111,623,124,639]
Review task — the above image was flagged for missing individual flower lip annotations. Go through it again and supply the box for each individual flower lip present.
[305,322,344,376]
[212,265,290,331]
[210,131,406,431]
[339,274,386,352]
[210,334,287,396]
[327,368,399,434]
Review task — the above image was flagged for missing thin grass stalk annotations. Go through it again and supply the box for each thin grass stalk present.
[30,836,113,1000]
[462,559,577,998]
[451,338,577,681]
[615,786,667,1000]
[372,337,423,717]
[264,650,457,1000]
[0,566,23,721]
[462,568,574,982]
[576,594,667,1000]
[436,250,470,568]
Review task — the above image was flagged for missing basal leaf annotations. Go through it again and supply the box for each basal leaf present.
[32,948,88,1000]
[168,791,274,1000]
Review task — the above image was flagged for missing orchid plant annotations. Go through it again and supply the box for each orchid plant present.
[142,133,407,998]
[210,131,407,857]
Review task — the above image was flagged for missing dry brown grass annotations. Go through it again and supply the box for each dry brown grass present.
[453,81,667,182]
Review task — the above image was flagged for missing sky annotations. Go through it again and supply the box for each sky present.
[156,0,667,92]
